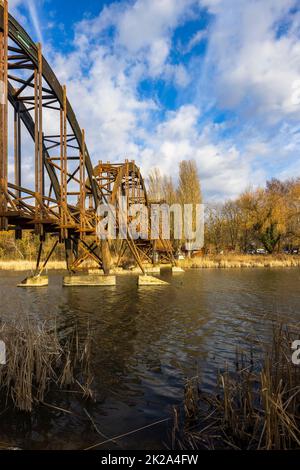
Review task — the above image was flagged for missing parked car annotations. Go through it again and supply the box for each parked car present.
[256,248,267,255]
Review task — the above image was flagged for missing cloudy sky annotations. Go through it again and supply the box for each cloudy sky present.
[8,0,300,200]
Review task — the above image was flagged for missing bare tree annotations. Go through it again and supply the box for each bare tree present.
[178,160,202,255]
[148,168,164,202]
[178,160,202,206]
[162,176,178,205]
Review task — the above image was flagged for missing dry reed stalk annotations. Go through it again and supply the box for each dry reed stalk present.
[172,324,300,450]
[0,320,94,412]
[180,255,300,270]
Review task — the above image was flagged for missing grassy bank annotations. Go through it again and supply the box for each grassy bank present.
[179,255,300,269]
[0,255,300,271]
[0,260,66,271]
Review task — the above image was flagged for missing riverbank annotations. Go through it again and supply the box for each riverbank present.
[179,255,300,269]
[0,255,300,271]
[0,260,66,271]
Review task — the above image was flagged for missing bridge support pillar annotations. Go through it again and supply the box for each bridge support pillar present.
[100,240,112,275]
[63,274,116,287]
[138,275,169,286]
[172,267,185,274]
[65,238,74,272]
[18,275,49,288]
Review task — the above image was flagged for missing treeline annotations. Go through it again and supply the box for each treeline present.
[205,178,300,254]
[148,164,300,255]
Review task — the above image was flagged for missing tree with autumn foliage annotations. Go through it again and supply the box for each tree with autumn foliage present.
[205,178,300,254]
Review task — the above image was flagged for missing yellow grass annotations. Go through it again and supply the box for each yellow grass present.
[0,259,105,272]
[179,255,300,269]
[0,255,300,271]
[0,260,66,271]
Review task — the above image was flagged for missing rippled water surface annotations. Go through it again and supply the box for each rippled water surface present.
[0,268,299,449]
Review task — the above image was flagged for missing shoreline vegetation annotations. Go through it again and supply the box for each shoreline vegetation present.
[172,324,300,450]
[179,254,300,269]
[0,260,66,271]
[0,255,299,272]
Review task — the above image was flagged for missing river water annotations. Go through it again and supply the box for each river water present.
[0,268,299,449]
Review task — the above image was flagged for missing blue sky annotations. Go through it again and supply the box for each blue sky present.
[9,0,300,200]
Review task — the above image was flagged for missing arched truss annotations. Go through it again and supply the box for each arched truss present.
[0,1,175,274]
[92,161,175,269]
[0,1,98,235]
[70,161,175,272]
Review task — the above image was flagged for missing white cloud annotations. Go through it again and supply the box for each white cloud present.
[25,0,43,44]
[9,0,23,7]
[44,0,291,200]
[74,0,194,78]
[139,106,262,199]
[7,0,300,202]
[51,43,156,162]
[147,38,170,76]
[6,0,27,25]
[201,0,300,121]
[7,0,44,42]
[185,29,207,53]
[117,0,192,52]
[165,64,191,87]
[47,0,196,164]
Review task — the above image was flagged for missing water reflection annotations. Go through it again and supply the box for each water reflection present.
[0,268,299,449]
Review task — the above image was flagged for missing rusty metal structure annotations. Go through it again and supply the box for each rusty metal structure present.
[0,1,175,276]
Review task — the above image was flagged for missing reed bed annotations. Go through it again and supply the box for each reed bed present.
[180,255,300,269]
[0,259,104,272]
[0,260,66,271]
[172,325,300,450]
[0,255,299,271]
[0,320,94,412]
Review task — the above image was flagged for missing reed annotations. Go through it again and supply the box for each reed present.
[0,320,94,412]
[0,259,104,272]
[0,255,299,271]
[180,255,300,269]
[0,260,66,271]
[172,324,300,450]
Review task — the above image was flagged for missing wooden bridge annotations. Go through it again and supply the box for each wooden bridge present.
[0,1,176,284]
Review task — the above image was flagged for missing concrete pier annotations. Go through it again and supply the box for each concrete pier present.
[172,267,185,274]
[18,275,49,288]
[138,275,169,286]
[63,275,116,286]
